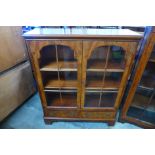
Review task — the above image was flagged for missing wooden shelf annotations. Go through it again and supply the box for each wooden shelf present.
[131,93,155,113]
[46,94,77,107]
[87,60,124,72]
[44,89,77,93]
[86,80,120,90]
[40,61,77,71]
[85,90,118,93]
[44,79,77,89]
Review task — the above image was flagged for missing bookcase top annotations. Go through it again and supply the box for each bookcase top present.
[23,28,143,40]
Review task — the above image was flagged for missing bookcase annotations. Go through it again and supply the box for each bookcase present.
[23,28,142,125]
[121,27,155,128]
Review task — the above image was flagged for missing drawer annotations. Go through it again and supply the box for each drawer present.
[46,109,115,120]
[0,27,27,72]
[0,61,35,121]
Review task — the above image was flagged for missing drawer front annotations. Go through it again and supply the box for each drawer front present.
[46,109,115,120]
[0,61,35,121]
[0,27,27,72]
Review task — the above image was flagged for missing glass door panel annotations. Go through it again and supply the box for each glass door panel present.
[57,45,77,71]
[39,45,77,71]
[104,72,123,89]
[41,71,77,89]
[84,45,125,109]
[39,45,56,70]
[126,45,155,125]
[150,48,155,62]
[84,90,117,108]
[39,44,79,108]
[108,46,125,71]
[87,46,107,71]
[139,62,155,89]
[41,71,59,89]
[58,71,77,89]
[127,88,155,123]
[84,91,100,108]
[86,72,103,89]
[45,90,77,108]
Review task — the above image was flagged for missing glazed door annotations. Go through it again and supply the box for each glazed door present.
[81,41,138,110]
[121,34,155,128]
[27,40,82,109]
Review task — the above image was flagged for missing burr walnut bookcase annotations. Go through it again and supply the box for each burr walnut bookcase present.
[23,28,142,125]
[121,27,155,128]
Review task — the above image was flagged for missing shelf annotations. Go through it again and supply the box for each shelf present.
[46,92,77,107]
[44,79,77,89]
[138,85,154,91]
[85,90,118,93]
[42,71,77,89]
[40,61,77,71]
[87,60,125,72]
[127,106,155,125]
[86,71,122,90]
[86,80,120,90]
[131,93,155,113]
[44,89,77,93]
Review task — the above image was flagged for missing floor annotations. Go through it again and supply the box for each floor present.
[0,93,141,129]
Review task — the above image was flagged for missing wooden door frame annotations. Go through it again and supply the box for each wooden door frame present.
[81,40,139,111]
[26,40,82,109]
[120,28,155,128]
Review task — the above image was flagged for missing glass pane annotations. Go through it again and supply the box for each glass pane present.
[87,46,107,71]
[85,91,100,107]
[84,91,117,108]
[86,72,103,89]
[108,46,125,70]
[150,47,155,62]
[86,71,122,90]
[41,71,59,89]
[45,90,77,107]
[85,45,125,108]
[140,62,155,89]
[41,71,77,89]
[86,45,124,89]
[104,72,122,89]
[87,46,125,71]
[57,45,77,71]
[59,71,77,89]
[127,92,155,123]
[100,92,117,107]
[129,87,153,109]
[39,44,78,108]
[127,45,155,125]
[140,93,155,124]
[39,45,56,69]
[39,45,77,71]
